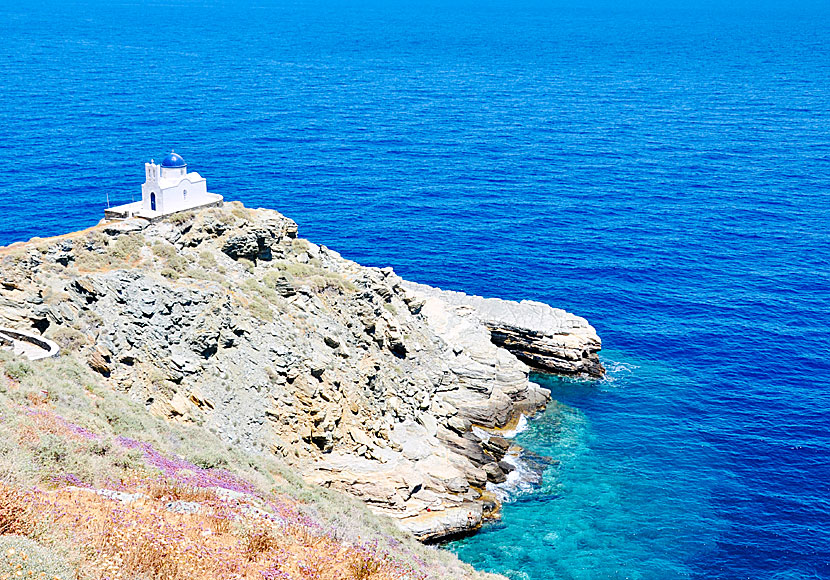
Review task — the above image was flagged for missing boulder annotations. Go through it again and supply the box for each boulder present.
[222,232,260,261]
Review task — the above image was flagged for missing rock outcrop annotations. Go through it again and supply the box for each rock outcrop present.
[0,202,602,541]
[403,282,604,378]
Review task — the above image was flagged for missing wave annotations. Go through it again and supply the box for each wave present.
[598,358,638,386]
[498,413,530,439]
[485,452,546,503]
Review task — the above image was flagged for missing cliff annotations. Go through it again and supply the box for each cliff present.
[402,283,604,378]
[0,202,603,542]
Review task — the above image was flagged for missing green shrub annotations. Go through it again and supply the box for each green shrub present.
[246,296,273,322]
[34,434,68,466]
[168,211,195,224]
[188,448,230,470]
[0,439,37,488]
[230,204,254,222]
[185,268,211,280]
[241,277,260,292]
[85,231,109,250]
[4,360,33,380]
[262,270,288,287]
[109,233,145,260]
[199,251,217,269]
[238,258,255,273]
[71,232,146,271]
[152,241,188,273]
[268,261,352,293]
[80,308,103,327]
[97,394,156,435]
[48,327,88,353]
[0,535,74,579]
[72,250,104,272]
[242,278,279,303]
[151,242,176,260]
[309,274,355,293]
[291,238,310,254]
[86,437,112,456]
[112,447,145,470]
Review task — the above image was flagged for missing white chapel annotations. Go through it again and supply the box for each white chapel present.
[105,152,223,220]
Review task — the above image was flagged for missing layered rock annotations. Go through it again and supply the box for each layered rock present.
[403,282,604,378]
[0,202,602,541]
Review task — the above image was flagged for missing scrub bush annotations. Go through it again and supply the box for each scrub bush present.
[48,327,88,352]
[0,535,74,580]
[108,233,145,260]
[4,361,33,381]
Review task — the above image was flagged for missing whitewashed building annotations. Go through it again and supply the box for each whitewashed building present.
[105,152,223,220]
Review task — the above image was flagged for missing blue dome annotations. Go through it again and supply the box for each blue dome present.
[161,151,187,168]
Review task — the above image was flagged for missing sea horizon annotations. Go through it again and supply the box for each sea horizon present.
[2,0,829,578]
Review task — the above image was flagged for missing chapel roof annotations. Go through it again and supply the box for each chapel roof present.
[161,151,187,168]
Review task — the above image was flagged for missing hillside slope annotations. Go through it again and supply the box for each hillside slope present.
[0,203,602,543]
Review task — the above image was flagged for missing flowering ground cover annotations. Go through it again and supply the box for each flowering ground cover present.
[0,353,491,580]
[1,423,424,580]
[1,481,417,580]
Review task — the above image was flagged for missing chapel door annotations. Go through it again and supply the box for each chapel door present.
[151,192,156,212]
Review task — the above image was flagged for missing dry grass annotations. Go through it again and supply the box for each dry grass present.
[349,551,384,580]
[16,485,419,580]
[244,521,279,561]
[144,479,218,503]
[0,484,35,536]
[0,397,426,580]
[0,347,480,580]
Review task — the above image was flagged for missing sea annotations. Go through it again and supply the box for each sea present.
[1,1,828,578]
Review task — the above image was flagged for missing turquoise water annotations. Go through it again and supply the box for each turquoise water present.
[1,0,829,578]
[450,357,724,579]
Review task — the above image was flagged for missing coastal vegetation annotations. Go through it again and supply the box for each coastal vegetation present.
[0,203,601,578]
[0,351,492,580]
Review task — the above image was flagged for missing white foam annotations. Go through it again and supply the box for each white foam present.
[474,389,543,501]
[485,452,540,502]
[596,359,638,385]
[500,413,529,438]
[471,425,491,442]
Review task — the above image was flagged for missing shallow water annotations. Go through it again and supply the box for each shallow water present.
[450,359,724,579]
[1,0,829,578]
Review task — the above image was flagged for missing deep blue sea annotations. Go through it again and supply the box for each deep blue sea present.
[1,1,829,578]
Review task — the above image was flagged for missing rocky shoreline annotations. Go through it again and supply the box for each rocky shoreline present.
[0,203,603,541]
[403,282,604,379]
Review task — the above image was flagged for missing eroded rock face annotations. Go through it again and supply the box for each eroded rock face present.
[403,282,605,378]
[0,202,601,541]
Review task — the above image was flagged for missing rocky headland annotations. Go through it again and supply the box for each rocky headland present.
[0,203,603,542]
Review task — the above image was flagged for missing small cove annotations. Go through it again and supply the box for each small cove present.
[448,357,726,579]
[1,0,829,577]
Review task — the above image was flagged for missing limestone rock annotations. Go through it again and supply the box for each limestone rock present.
[483,462,507,484]
[403,281,604,377]
[222,232,260,261]
[400,502,483,542]
[87,346,112,376]
[0,202,603,543]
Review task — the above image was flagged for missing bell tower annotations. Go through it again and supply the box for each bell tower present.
[145,160,159,184]
[142,159,162,213]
